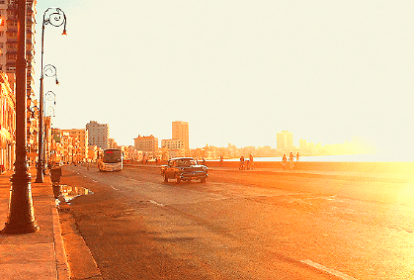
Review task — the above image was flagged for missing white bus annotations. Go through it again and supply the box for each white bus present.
[98,148,123,171]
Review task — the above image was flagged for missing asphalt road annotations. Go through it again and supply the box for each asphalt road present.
[59,164,414,280]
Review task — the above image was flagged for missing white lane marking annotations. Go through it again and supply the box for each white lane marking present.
[112,187,119,191]
[149,200,165,207]
[301,260,358,280]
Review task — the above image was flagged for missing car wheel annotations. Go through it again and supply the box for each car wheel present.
[200,178,206,183]
[175,173,181,184]
[163,174,168,182]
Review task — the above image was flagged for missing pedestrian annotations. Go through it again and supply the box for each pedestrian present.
[289,152,294,169]
[282,154,287,170]
[296,152,300,161]
[249,154,254,170]
[87,161,90,171]
[239,155,245,170]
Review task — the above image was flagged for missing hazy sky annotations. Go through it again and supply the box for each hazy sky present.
[35,1,414,159]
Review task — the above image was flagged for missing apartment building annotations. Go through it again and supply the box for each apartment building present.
[134,135,158,159]
[172,121,189,156]
[276,130,294,152]
[61,128,89,162]
[0,0,37,150]
[86,121,109,150]
[161,138,184,159]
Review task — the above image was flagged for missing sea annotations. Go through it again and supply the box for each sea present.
[221,154,413,163]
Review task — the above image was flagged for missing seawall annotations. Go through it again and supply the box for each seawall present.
[202,160,414,174]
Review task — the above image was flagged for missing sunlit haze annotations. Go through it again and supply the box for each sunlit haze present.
[35,1,414,160]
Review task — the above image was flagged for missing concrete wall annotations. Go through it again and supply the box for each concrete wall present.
[148,159,413,174]
[202,160,414,174]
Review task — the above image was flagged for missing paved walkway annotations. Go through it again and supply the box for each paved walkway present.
[0,169,69,280]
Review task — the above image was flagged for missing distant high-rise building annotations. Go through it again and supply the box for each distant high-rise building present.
[172,121,189,155]
[299,139,307,150]
[86,121,109,150]
[276,130,293,152]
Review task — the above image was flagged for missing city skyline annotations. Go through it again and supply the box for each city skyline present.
[68,120,372,158]
[35,1,413,161]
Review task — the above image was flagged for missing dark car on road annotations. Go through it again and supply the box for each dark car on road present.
[161,157,208,183]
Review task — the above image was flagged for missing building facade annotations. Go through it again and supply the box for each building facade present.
[172,121,189,156]
[1,0,37,151]
[134,135,158,159]
[0,71,15,171]
[49,128,62,163]
[161,138,184,159]
[88,145,99,162]
[61,128,88,162]
[86,121,109,150]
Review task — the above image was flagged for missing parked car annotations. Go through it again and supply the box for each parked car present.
[161,157,208,183]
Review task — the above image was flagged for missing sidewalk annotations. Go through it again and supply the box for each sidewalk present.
[0,168,69,280]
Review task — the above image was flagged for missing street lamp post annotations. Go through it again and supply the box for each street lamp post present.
[35,8,66,183]
[44,64,59,85]
[45,90,56,167]
[2,0,38,234]
[45,91,57,105]
[47,106,56,117]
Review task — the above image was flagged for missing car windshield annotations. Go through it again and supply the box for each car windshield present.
[175,159,197,167]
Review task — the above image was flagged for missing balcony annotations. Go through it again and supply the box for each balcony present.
[6,26,18,33]
[6,38,17,44]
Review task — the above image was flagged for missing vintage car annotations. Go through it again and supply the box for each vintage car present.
[161,157,208,183]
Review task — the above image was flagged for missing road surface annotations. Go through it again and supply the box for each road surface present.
[59,164,414,279]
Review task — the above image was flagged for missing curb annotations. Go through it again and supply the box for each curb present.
[52,206,70,280]
[58,203,103,280]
